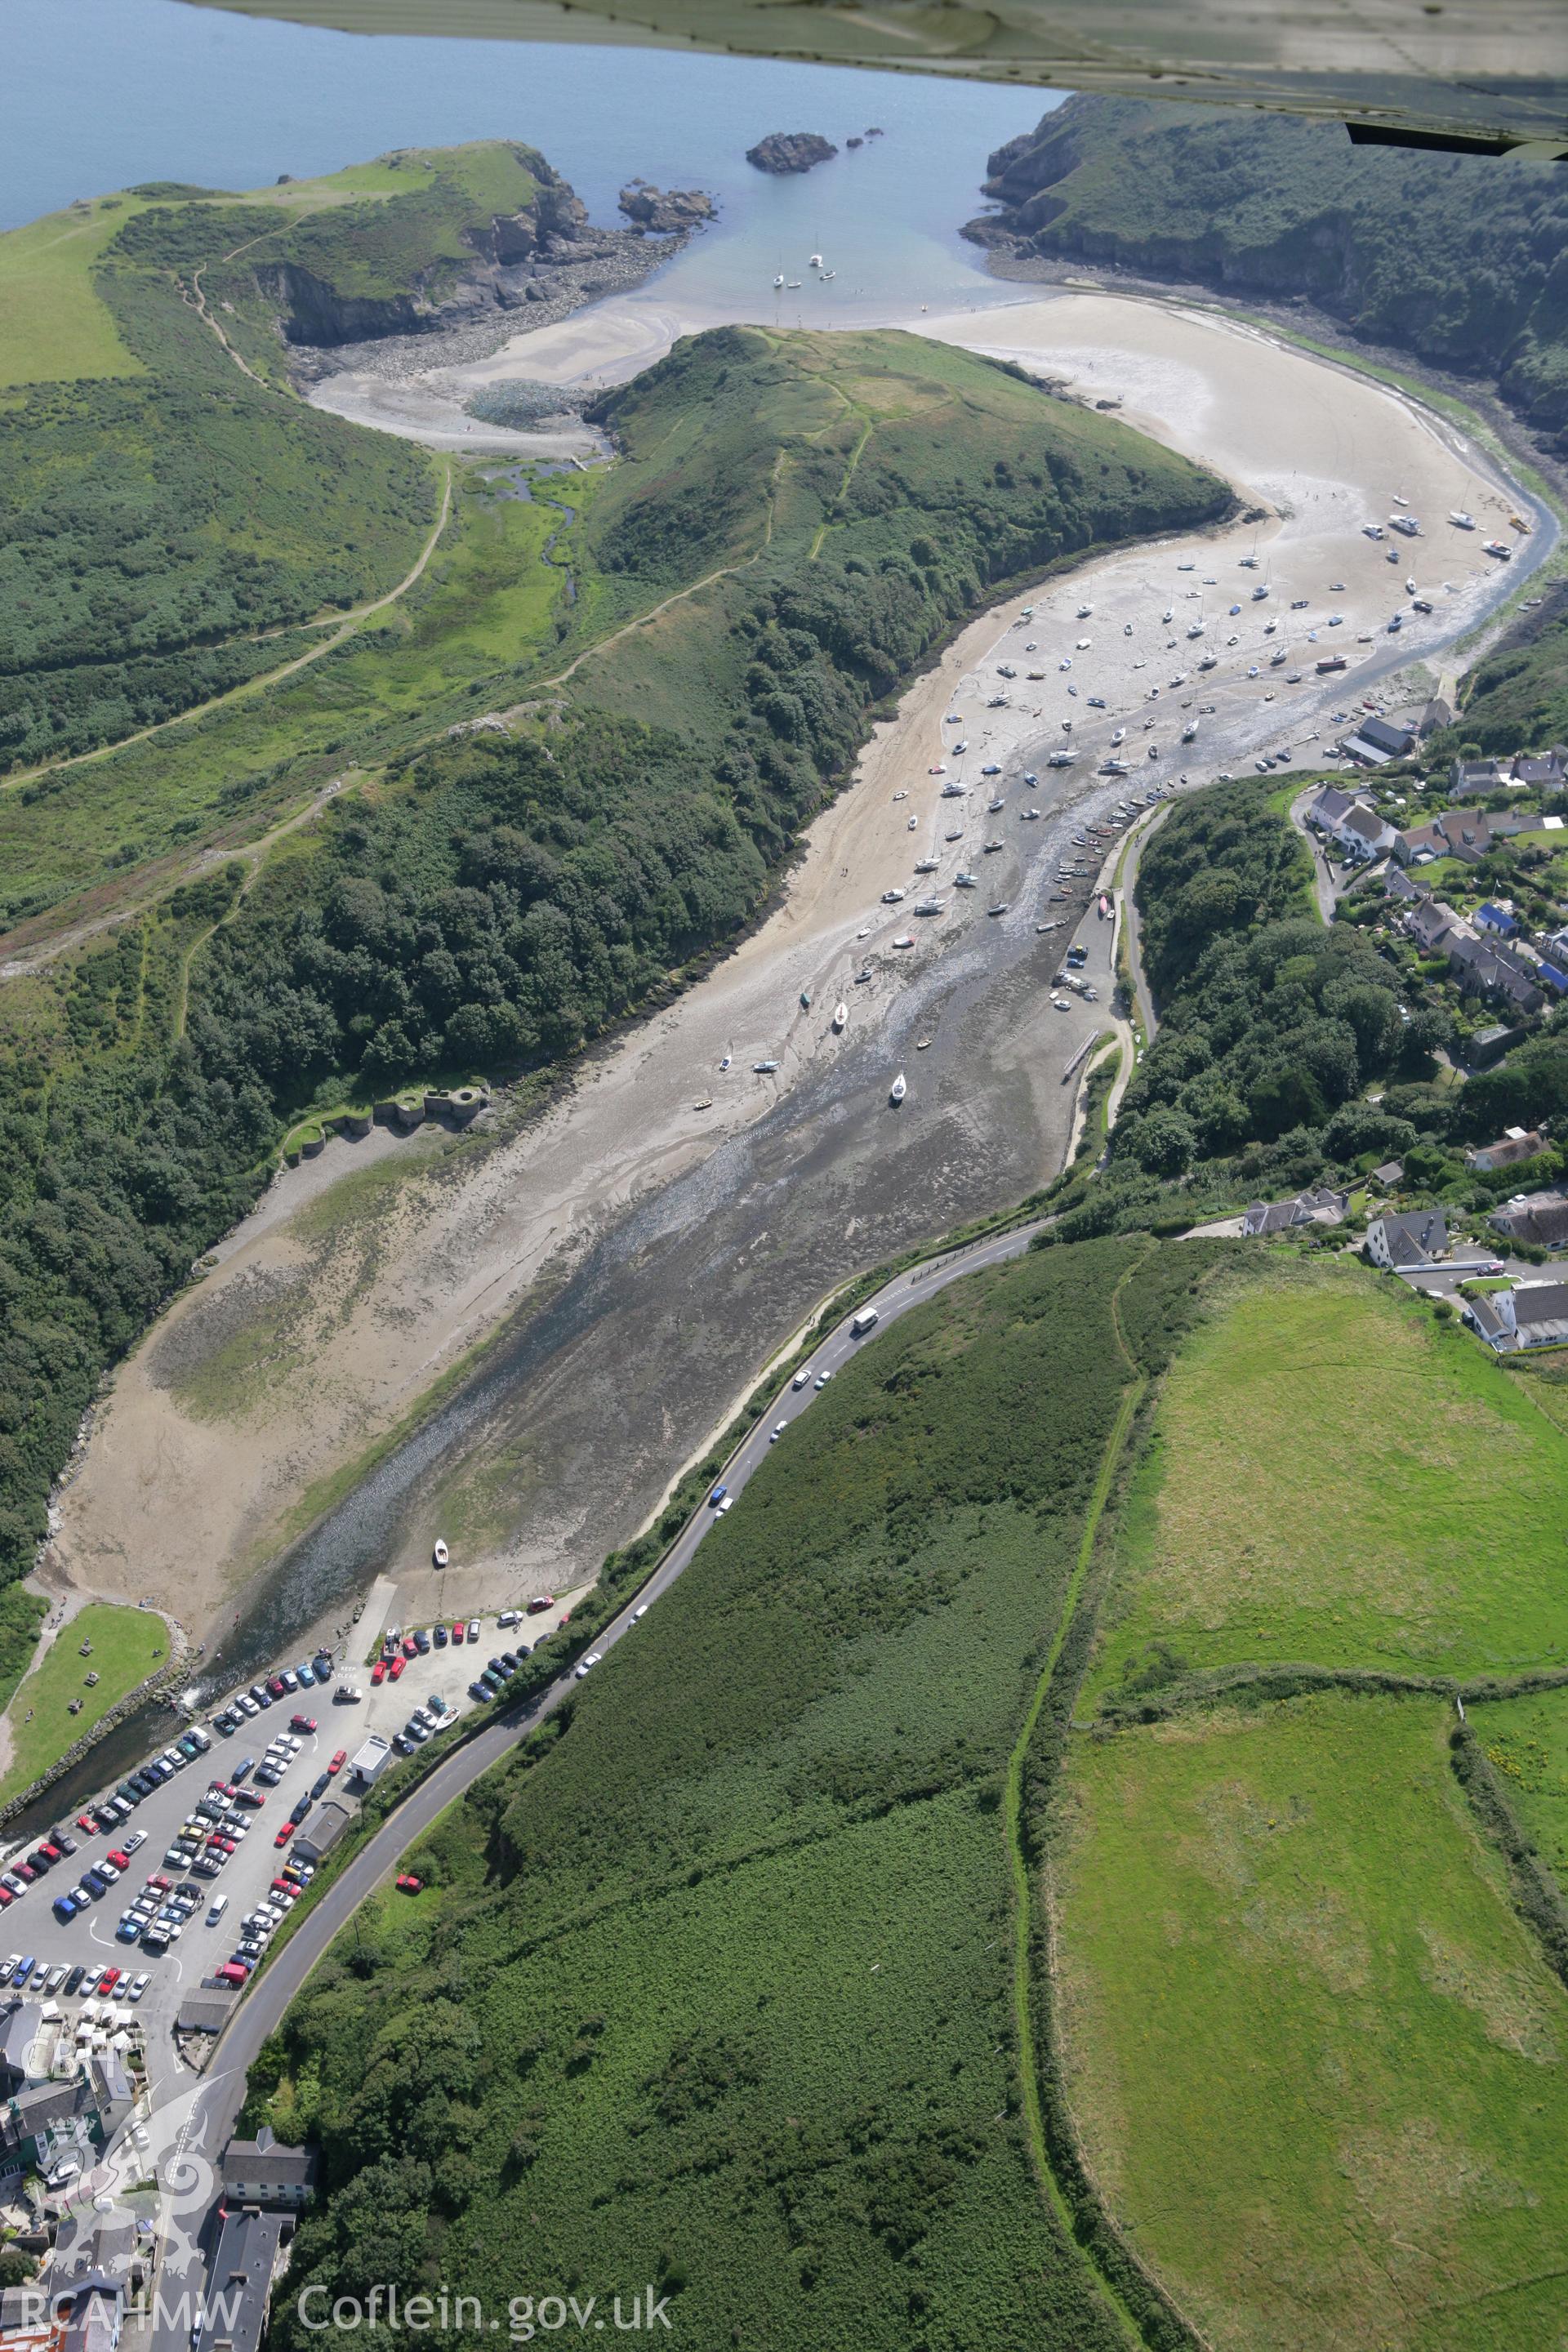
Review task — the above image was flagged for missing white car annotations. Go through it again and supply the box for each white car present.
[715,1496,733,1515]
[771,1422,788,1442]
[631,1604,650,1622]
[813,1371,833,1390]
[573,1653,603,1680]
[128,1973,150,2002]
[792,1370,811,1390]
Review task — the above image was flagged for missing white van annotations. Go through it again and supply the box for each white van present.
[206,1895,229,1927]
[850,1308,880,1339]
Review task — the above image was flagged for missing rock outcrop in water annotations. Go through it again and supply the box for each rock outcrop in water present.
[617,181,716,232]
[746,132,837,175]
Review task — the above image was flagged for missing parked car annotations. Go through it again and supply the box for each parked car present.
[388,1655,407,1682]
[371,1661,386,1686]
[327,1749,346,1776]
[395,1874,422,1895]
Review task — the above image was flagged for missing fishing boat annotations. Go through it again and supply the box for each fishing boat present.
[808,252,824,268]
[832,1002,848,1031]
[800,989,812,1010]
[889,1071,907,1105]
[916,1038,931,1050]
[433,1539,449,1568]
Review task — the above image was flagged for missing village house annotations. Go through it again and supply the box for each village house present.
[1366,1209,1449,1269]
[1465,1126,1544,1173]
[1241,1187,1349,1238]
[1493,1189,1568,1250]
[1465,1280,1568,1352]
[1450,755,1503,795]
[1510,748,1566,793]
[1474,899,1519,937]
[1405,898,1462,952]
[1383,864,1428,906]
[1392,807,1537,866]
[1341,713,1416,767]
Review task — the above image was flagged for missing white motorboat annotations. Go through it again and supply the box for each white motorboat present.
[808,252,824,268]
[433,1539,449,1568]
[1450,510,1476,529]
[773,274,785,288]
[832,1002,848,1031]
[889,1071,907,1105]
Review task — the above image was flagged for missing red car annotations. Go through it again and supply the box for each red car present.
[327,1749,346,1776]
[76,1815,96,1833]
[371,1660,386,1686]
[216,1962,249,1985]
[451,1621,466,1645]
[98,1967,119,1993]
[0,1889,13,1910]
[146,1875,171,1894]
[274,1825,293,1848]
[388,1655,406,1682]
[106,1849,130,1871]
[401,1635,418,1659]
[394,1873,422,1895]
[291,1714,317,1735]
[270,1878,296,1898]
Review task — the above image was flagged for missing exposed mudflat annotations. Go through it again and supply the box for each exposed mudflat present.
[49,292,1548,1685]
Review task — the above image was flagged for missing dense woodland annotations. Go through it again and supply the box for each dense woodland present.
[971,95,1568,445]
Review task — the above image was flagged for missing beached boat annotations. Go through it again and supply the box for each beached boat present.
[1450,510,1476,529]
[832,1002,848,1031]
[433,1539,449,1567]
[889,1071,907,1105]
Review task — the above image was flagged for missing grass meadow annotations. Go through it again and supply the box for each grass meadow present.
[1055,1691,1568,2352]
[1472,1683,1568,1893]
[0,1601,168,1806]
[1087,1256,1568,1697]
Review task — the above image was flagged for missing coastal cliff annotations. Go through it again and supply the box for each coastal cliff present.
[231,140,708,377]
[966,93,1568,448]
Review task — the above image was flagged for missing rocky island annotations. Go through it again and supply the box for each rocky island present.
[745,131,837,175]
[617,180,716,232]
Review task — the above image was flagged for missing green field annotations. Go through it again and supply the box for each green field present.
[243,1236,1221,2350]
[1088,1256,1568,1695]
[1472,1683,1568,1891]
[1056,1691,1568,2352]
[0,202,152,385]
[0,1601,169,1806]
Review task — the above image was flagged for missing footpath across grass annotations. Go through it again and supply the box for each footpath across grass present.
[0,1601,169,1808]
